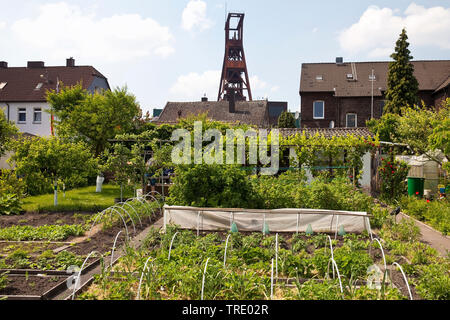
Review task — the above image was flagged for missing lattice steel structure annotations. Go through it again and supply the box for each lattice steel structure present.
[218,13,252,102]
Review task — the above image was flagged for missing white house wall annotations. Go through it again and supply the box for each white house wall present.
[1,102,51,137]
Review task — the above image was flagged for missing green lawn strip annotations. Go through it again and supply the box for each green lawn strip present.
[0,224,86,241]
[21,184,135,213]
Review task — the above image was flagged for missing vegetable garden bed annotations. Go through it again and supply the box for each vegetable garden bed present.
[0,198,162,299]
[78,226,431,300]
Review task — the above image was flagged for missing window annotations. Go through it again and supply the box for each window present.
[0,82,7,90]
[346,74,354,80]
[33,108,42,123]
[369,74,376,81]
[313,101,324,119]
[18,108,26,123]
[346,113,357,127]
[34,83,43,91]
[315,75,323,81]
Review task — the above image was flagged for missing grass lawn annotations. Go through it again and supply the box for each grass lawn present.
[21,184,135,213]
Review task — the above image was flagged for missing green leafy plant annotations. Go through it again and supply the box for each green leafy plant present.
[378,157,409,202]
[0,193,22,215]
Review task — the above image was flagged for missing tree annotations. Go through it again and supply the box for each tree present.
[428,98,450,172]
[0,110,18,156]
[384,28,419,115]
[278,111,296,128]
[11,137,98,204]
[47,85,141,156]
[369,99,449,172]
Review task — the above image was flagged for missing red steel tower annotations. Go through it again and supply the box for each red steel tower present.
[218,13,252,102]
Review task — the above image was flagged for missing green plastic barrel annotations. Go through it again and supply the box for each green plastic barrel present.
[407,177,425,197]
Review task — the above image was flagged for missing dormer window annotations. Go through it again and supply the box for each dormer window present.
[315,75,323,81]
[346,74,354,80]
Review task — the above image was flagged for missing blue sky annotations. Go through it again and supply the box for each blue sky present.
[0,0,449,113]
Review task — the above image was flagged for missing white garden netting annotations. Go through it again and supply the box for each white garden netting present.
[163,205,372,235]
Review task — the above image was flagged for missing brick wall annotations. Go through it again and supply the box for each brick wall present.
[301,90,442,128]
[301,92,385,128]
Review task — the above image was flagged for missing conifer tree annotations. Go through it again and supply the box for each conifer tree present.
[384,28,419,115]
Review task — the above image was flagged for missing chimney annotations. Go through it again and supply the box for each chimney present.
[201,96,208,102]
[0,61,7,68]
[66,57,75,67]
[336,57,344,65]
[228,90,235,113]
[27,61,45,68]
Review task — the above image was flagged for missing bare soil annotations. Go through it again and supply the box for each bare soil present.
[0,212,93,228]
[0,275,67,297]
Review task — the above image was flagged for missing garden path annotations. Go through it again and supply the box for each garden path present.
[396,212,450,257]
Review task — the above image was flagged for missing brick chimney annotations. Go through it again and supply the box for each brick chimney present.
[27,61,45,68]
[0,61,7,68]
[66,57,75,67]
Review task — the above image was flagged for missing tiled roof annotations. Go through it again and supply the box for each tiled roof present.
[434,76,450,93]
[157,100,270,127]
[0,65,108,102]
[300,60,450,97]
[277,127,374,138]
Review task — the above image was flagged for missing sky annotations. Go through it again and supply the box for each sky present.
[0,0,449,114]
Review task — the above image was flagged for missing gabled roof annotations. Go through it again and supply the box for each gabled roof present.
[434,76,450,94]
[300,60,450,97]
[0,65,108,102]
[278,127,374,138]
[157,100,270,127]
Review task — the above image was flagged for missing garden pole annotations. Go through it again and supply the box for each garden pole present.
[54,178,58,206]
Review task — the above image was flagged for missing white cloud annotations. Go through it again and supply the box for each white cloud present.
[182,0,213,31]
[338,3,450,58]
[250,75,268,90]
[6,2,174,62]
[271,86,280,93]
[0,21,6,30]
[169,71,278,102]
[312,27,318,33]
[169,70,221,101]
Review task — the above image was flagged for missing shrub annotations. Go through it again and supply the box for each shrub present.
[0,194,22,215]
[0,169,25,197]
[167,164,260,208]
[11,136,98,196]
[378,157,409,202]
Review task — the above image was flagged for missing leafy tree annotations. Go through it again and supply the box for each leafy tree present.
[103,144,134,201]
[366,113,400,143]
[368,99,449,172]
[384,28,419,115]
[428,98,450,172]
[278,111,296,128]
[10,137,98,203]
[47,85,141,156]
[0,110,18,156]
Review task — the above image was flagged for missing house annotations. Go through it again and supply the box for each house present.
[0,58,110,137]
[300,59,450,128]
[157,98,287,128]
